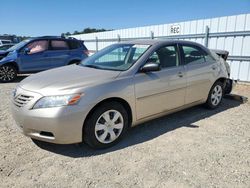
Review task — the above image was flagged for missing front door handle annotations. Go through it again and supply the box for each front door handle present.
[178,72,183,77]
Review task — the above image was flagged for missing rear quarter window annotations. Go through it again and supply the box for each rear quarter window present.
[68,40,85,50]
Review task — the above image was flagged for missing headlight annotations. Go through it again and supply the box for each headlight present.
[33,94,82,109]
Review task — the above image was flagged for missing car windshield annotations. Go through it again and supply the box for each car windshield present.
[7,39,31,51]
[81,43,151,71]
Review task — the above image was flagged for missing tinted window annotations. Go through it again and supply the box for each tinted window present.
[68,40,82,49]
[27,40,48,54]
[147,45,179,68]
[51,40,69,50]
[182,45,207,64]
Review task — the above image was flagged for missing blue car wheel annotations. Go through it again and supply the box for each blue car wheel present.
[0,65,17,82]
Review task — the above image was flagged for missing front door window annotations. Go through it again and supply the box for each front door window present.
[27,40,48,54]
[147,45,179,68]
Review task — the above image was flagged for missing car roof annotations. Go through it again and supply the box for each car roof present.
[29,36,80,41]
[119,39,205,47]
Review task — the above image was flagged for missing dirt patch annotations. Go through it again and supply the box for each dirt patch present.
[0,82,250,187]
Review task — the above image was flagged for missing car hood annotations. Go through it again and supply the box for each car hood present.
[19,65,121,95]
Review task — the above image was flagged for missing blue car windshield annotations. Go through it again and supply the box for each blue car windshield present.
[81,43,150,71]
[7,39,31,52]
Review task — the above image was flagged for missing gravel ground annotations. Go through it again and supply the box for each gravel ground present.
[0,78,250,188]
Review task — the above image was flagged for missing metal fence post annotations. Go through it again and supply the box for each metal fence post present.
[151,31,154,39]
[204,26,210,47]
[117,34,121,42]
[95,36,98,52]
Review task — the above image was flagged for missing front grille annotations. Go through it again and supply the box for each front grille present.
[14,94,34,108]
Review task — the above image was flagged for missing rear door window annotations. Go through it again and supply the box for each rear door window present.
[51,40,69,50]
[182,45,209,64]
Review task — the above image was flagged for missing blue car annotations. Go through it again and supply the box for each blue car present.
[0,36,89,82]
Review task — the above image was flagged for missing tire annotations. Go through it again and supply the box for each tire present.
[224,79,233,95]
[83,101,129,149]
[0,65,17,83]
[205,81,224,109]
[68,61,80,65]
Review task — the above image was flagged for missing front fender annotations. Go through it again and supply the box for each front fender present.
[0,53,18,66]
[0,59,17,67]
[78,76,136,123]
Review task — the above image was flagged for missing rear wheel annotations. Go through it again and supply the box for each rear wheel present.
[0,65,17,82]
[205,81,224,109]
[83,102,129,149]
[224,79,233,95]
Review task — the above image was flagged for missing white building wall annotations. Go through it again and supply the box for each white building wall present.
[72,13,250,82]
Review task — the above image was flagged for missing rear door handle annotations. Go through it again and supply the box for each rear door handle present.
[178,72,183,77]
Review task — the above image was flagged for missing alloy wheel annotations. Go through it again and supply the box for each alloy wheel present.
[211,85,223,106]
[0,66,16,82]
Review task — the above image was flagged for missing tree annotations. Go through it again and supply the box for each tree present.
[73,30,80,35]
[61,27,112,36]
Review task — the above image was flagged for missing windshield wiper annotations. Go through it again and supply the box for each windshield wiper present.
[82,64,101,69]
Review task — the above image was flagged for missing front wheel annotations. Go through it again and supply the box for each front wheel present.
[0,65,17,83]
[205,81,224,109]
[83,102,129,149]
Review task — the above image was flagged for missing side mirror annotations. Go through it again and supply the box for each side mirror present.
[24,48,30,54]
[140,63,161,73]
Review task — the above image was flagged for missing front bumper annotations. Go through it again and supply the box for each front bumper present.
[11,87,90,144]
